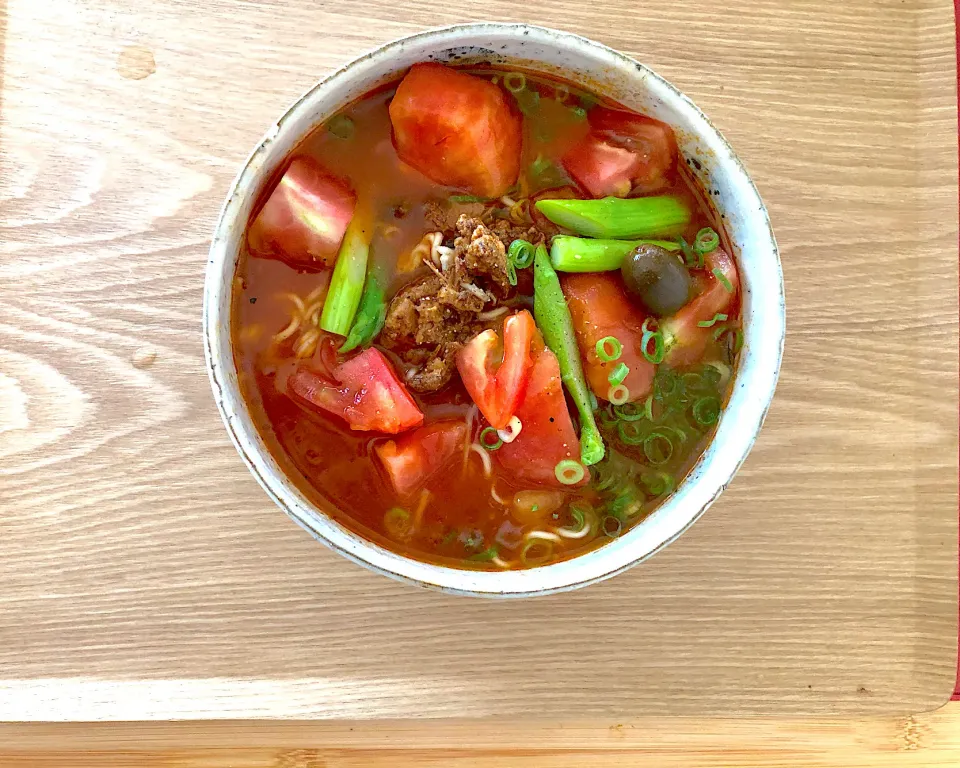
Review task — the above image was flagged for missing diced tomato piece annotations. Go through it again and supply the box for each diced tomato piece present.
[247,157,356,268]
[562,135,642,198]
[288,348,423,434]
[375,421,467,497]
[562,273,655,402]
[562,107,678,198]
[389,63,522,198]
[456,310,536,429]
[496,336,587,488]
[662,248,739,366]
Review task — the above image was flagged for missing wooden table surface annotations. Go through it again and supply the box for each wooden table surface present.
[2,0,959,762]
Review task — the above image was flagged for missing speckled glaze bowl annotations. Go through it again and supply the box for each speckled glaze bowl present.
[204,23,785,597]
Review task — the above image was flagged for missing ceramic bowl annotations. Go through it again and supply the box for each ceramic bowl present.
[204,23,785,597]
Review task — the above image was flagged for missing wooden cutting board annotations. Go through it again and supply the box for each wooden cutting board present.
[0,0,956,720]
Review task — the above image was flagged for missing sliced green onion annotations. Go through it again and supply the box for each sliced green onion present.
[617,420,645,446]
[643,431,674,465]
[383,507,413,541]
[327,114,355,139]
[607,362,630,387]
[508,239,536,269]
[595,336,623,362]
[713,268,734,292]
[614,402,645,422]
[602,515,623,538]
[608,384,630,405]
[535,196,692,240]
[694,227,720,255]
[640,327,665,365]
[550,235,681,272]
[449,194,490,204]
[528,154,552,179]
[591,462,620,492]
[598,407,618,429]
[655,368,679,400]
[697,312,728,328]
[644,394,655,421]
[555,459,585,485]
[504,72,526,93]
[319,218,370,336]
[520,538,553,566]
[515,88,540,116]
[713,325,744,353]
[564,505,588,533]
[479,427,503,451]
[678,235,698,267]
[571,105,587,121]
[692,396,721,426]
[467,546,499,562]
[642,471,674,497]
[506,259,518,286]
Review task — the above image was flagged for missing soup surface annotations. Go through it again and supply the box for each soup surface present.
[233,63,741,570]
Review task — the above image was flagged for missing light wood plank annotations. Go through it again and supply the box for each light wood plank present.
[0,0,956,720]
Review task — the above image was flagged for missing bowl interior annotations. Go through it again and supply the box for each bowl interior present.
[204,23,784,597]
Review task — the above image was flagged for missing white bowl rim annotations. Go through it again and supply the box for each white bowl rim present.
[203,22,785,598]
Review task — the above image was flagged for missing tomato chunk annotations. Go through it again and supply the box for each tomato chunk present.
[562,107,677,198]
[662,248,739,366]
[375,421,467,497]
[288,348,423,434]
[456,310,536,429]
[562,273,655,402]
[389,63,522,198]
[247,157,356,268]
[496,336,587,487]
[562,135,642,198]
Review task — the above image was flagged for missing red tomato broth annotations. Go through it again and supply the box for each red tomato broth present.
[231,65,741,570]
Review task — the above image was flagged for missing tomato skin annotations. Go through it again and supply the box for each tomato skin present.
[456,310,536,430]
[562,107,677,198]
[247,157,356,268]
[562,135,641,198]
[662,248,739,366]
[375,421,467,497]
[562,273,655,402]
[495,337,587,488]
[389,63,522,198]
[288,348,423,434]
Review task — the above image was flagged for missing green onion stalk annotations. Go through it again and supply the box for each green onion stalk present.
[550,235,681,272]
[533,243,604,466]
[320,217,371,337]
[534,195,692,239]
[339,262,387,353]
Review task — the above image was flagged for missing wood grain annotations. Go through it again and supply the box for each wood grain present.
[0,0,957,721]
[3,701,960,766]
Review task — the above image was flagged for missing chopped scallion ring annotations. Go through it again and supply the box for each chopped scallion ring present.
[608,384,631,405]
[503,72,526,93]
[508,238,535,269]
[713,268,734,292]
[642,471,675,497]
[479,427,503,451]
[571,106,587,121]
[692,396,721,426]
[614,402,644,422]
[694,227,720,255]
[641,328,665,364]
[607,362,630,387]
[602,515,623,538]
[595,336,623,362]
[383,507,413,541]
[617,420,645,446]
[520,538,553,566]
[678,235,698,267]
[506,260,518,286]
[555,459,586,485]
[643,431,674,465]
[644,394,655,421]
[697,312,729,328]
